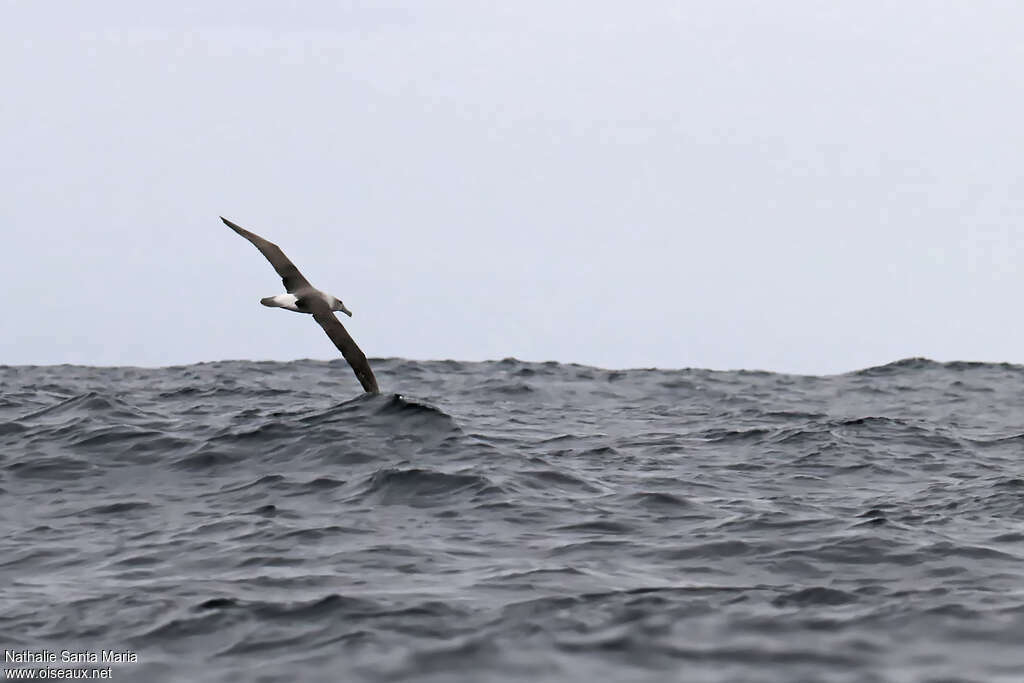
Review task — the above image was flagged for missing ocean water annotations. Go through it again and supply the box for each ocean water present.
[2,357,1023,683]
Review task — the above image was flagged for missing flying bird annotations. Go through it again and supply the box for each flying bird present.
[221,216,380,393]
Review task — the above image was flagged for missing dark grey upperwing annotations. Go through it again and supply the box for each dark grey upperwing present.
[311,306,381,394]
[221,216,312,293]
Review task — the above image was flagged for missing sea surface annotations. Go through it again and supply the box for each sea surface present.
[2,357,1023,682]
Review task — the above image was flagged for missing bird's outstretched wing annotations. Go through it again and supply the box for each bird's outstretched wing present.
[311,305,381,393]
[221,216,312,293]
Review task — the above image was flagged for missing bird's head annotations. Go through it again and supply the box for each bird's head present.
[331,297,353,317]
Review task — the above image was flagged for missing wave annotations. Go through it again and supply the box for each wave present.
[351,466,504,507]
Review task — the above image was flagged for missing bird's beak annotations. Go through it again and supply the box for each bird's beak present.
[340,304,353,317]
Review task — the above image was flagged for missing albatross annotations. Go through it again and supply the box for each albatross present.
[221,216,380,394]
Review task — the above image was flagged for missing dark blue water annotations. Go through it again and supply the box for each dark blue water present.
[2,358,1023,682]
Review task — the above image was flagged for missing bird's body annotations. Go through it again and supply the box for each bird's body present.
[221,216,380,394]
[260,292,351,316]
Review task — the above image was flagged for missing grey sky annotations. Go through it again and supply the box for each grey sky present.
[4,1,1022,373]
